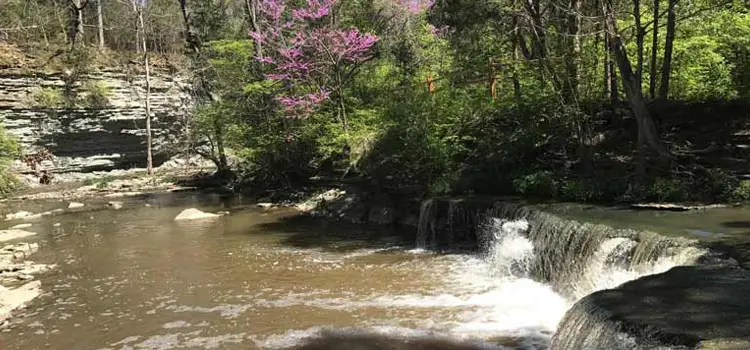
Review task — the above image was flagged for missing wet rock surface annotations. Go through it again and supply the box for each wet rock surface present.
[0,229,36,242]
[551,265,750,349]
[292,188,417,227]
[0,240,53,324]
[174,208,220,221]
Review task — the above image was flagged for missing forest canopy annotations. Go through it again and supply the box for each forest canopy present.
[2,0,750,203]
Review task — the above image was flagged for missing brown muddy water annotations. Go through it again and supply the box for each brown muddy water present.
[0,193,703,350]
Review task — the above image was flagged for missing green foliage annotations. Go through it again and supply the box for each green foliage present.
[0,127,21,196]
[559,179,617,203]
[81,81,111,108]
[671,36,737,100]
[648,177,685,202]
[514,171,558,198]
[82,175,115,189]
[7,0,744,204]
[29,87,64,108]
[730,180,750,202]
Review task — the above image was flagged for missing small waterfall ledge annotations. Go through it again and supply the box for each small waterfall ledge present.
[409,198,750,349]
[551,265,750,349]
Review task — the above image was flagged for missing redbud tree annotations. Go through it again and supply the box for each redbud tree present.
[251,0,379,130]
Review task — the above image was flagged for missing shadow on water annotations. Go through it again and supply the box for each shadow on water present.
[721,221,750,228]
[254,215,419,253]
[287,333,495,350]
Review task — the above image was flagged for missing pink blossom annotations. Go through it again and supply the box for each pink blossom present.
[292,0,334,20]
[251,0,377,118]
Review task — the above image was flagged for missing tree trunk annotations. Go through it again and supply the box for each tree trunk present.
[649,0,660,99]
[212,111,228,172]
[67,0,88,49]
[512,40,523,104]
[244,0,262,56]
[604,32,618,108]
[659,0,677,100]
[133,0,153,175]
[564,0,582,101]
[96,0,105,50]
[523,0,561,92]
[603,0,670,172]
[179,0,229,173]
[76,1,84,41]
[633,0,645,86]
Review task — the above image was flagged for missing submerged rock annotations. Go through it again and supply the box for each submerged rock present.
[9,223,32,229]
[68,202,85,209]
[174,208,220,221]
[0,280,41,323]
[0,230,36,242]
[0,243,38,262]
[551,265,750,349]
[4,211,33,221]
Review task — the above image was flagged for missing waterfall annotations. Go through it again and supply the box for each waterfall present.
[413,199,707,348]
[415,199,436,249]
[478,203,704,299]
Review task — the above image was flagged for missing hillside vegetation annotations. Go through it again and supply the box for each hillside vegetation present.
[2,0,750,203]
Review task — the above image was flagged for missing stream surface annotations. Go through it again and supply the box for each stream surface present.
[0,193,704,349]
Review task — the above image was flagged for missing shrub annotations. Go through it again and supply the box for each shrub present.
[29,87,64,108]
[559,178,612,202]
[0,127,20,196]
[81,81,111,108]
[730,180,750,202]
[649,177,685,202]
[513,171,558,198]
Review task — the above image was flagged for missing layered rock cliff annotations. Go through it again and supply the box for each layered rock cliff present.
[0,68,191,174]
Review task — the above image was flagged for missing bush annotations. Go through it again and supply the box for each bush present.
[0,127,20,196]
[81,81,111,108]
[559,178,607,202]
[730,180,750,202]
[513,171,558,198]
[29,87,64,108]
[648,177,685,202]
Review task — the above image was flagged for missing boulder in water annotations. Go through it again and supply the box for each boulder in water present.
[108,201,123,210]
[68,202,84,209]
[551,265,750,349]
[174,208,220,221]
[4,211,33,221]
[0,229,37,242]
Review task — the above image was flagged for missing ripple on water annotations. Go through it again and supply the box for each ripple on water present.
[106,331,246,350]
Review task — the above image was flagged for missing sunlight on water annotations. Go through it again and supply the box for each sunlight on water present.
[0,195,704,350]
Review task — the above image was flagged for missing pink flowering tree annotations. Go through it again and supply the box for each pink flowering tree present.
[251,0,379,130]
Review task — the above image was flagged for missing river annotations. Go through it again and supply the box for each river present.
[0,193,703,349]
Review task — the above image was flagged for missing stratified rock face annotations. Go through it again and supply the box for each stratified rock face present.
[551,265,750,349]
[0,69,191,173]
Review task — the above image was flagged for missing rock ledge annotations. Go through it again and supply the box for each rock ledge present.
[552,265,750,349]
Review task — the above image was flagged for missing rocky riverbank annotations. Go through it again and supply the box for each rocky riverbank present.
[0,231,54,326]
